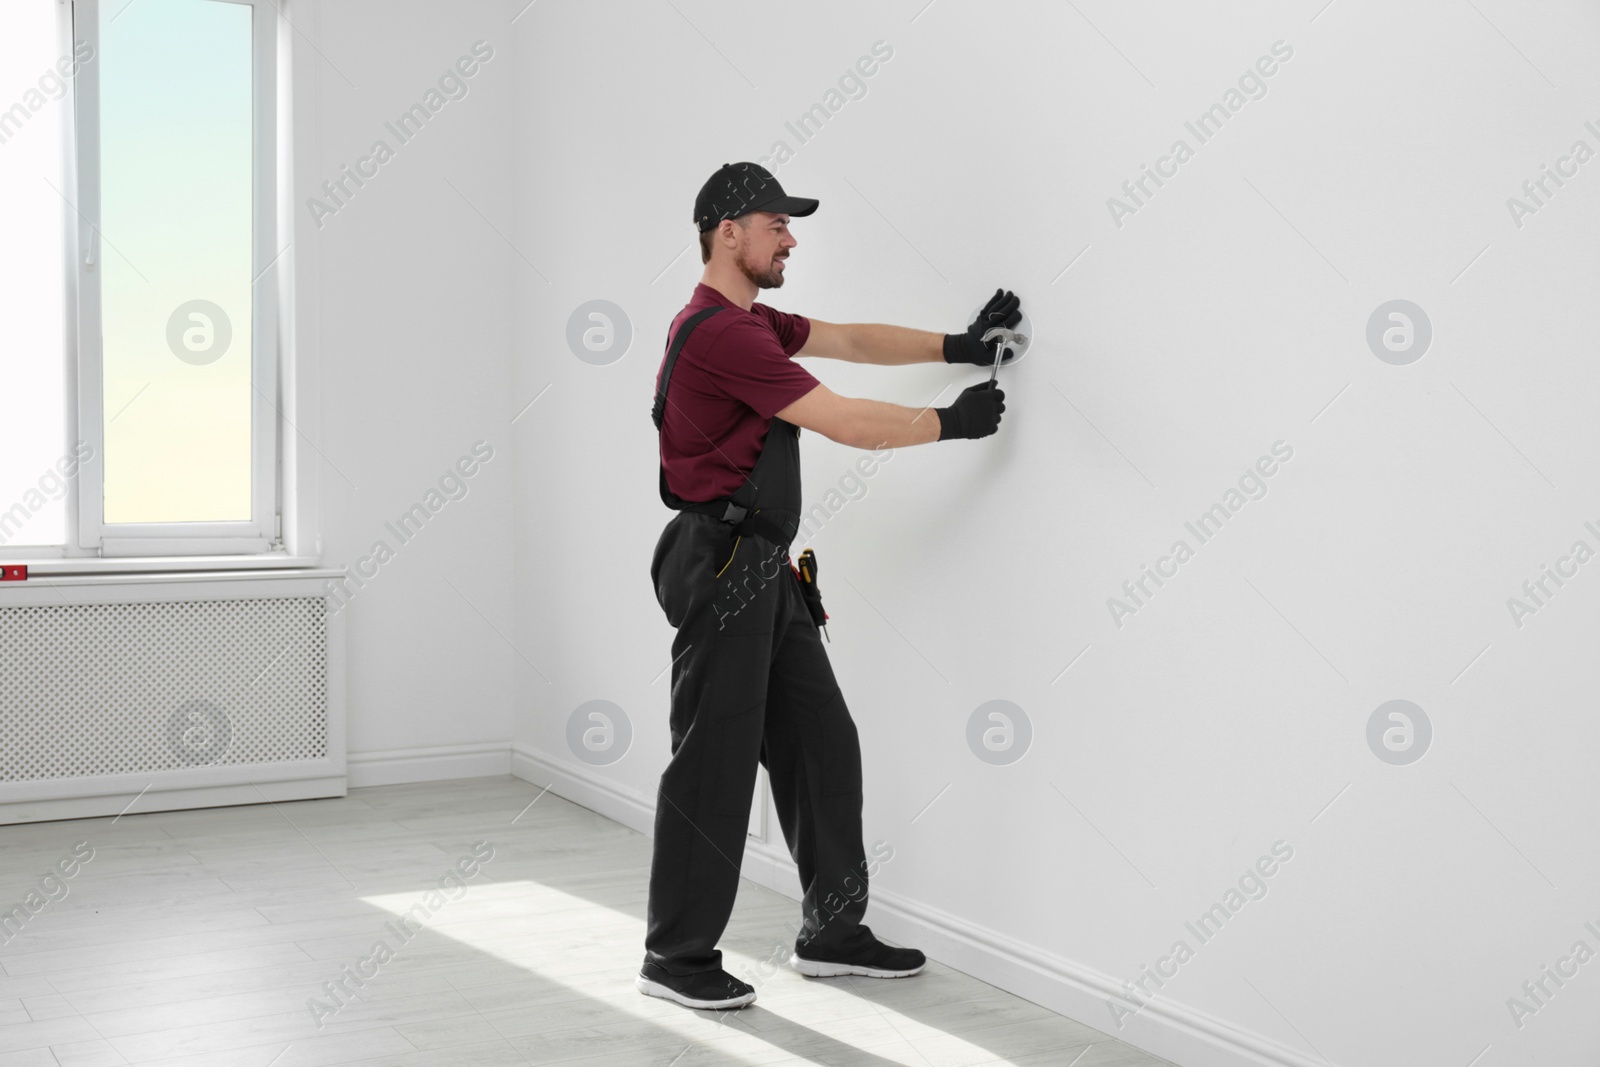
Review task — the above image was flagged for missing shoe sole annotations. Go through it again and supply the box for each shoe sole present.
[635,974,756,1010]
[788,952,925,979]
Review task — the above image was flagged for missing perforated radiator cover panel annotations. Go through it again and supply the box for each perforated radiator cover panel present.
[0,596,329,782]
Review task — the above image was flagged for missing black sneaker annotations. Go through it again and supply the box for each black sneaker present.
[789,938,926,978]
[635,961,756,1009]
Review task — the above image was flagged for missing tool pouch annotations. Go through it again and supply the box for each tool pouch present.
[791,549,828,630]
[799,580,827,629]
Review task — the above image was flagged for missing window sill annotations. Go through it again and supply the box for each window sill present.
[0,553,327,580]
[0,565,344,595]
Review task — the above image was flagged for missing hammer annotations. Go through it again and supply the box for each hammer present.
[981,325,1028,384]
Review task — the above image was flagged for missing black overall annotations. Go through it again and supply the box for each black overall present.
[645,306,875,977]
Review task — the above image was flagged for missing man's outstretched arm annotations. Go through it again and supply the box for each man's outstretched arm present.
[797,319,944,365]
[775,381,1004,449]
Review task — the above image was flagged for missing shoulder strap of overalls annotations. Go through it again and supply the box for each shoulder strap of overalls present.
[652,306,725,431]
[655,306,730,512]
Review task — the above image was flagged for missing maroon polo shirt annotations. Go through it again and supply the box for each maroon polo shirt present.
[656,282,820,503]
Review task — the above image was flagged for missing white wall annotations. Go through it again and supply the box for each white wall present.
[299,0,1600,1063]
[291,0,518,779]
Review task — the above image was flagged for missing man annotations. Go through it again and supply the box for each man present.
[640,161,1023,1010]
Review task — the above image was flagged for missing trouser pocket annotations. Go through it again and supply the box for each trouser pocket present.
[711,534,788,636]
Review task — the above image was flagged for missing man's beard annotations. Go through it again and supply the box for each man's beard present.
[737,249,787,289]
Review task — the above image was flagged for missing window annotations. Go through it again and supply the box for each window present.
[0,0,281,560]
[0,2,72,551]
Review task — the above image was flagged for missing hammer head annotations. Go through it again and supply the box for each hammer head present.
[981,325,1028,362]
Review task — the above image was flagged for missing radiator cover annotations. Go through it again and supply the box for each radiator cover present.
[0,572,346,823]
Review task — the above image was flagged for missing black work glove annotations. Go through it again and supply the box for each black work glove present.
[936,381,1006,441]
[943,288,1023,366]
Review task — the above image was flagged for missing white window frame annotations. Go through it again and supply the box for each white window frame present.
[70,0,280,557]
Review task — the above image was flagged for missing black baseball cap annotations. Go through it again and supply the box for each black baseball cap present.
[694,162,818,232]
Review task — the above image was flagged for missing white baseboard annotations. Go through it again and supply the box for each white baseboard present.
[510,742,1328,1067]
[511,742,657,829]
[348,742,511,787]
[0,776,346,825]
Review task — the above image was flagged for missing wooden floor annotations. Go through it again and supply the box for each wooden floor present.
[0,776,1176,1066]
